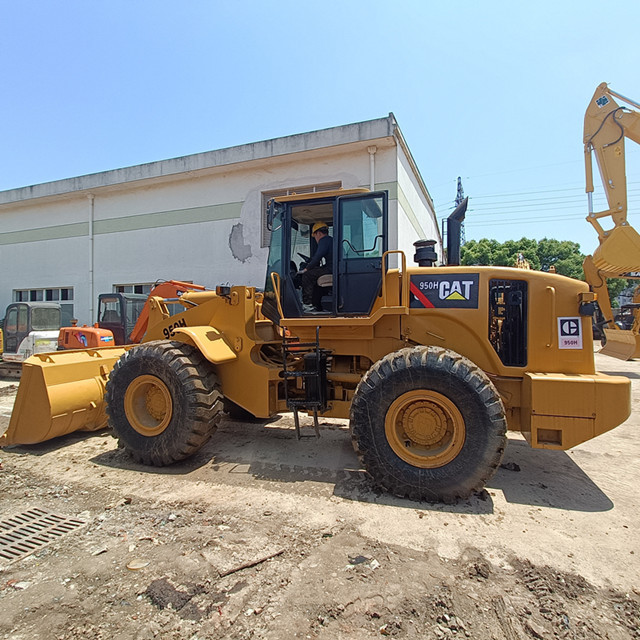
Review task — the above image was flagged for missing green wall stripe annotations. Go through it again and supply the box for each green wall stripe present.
[94,202,243,235]
[0,222,89,245]
[396,183,427,238]
[374,181,398,200]
[0,202,243,246]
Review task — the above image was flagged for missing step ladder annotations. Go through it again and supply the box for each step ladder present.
[281,326,329,439]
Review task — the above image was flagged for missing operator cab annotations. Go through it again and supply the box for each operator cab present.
[2,302,61,361]
[262,189,388,321]
[97,293,147,344]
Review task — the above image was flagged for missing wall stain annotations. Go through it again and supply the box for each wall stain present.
[229,222,252,263]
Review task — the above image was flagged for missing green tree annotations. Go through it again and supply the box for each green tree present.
[606,278,632,306]
[459,236,631,305]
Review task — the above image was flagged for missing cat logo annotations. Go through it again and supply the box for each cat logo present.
[558,316,583,350]
[410,274,479,309]
[439,280,475,301]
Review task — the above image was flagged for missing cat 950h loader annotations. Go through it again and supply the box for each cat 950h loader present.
[2,189,631,502]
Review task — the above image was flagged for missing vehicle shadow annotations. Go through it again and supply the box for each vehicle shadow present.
[3,429,113,456]
[596,370,640,379]
[490,439,613,512]
[83,418,613,515]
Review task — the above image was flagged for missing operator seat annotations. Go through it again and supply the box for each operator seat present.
[317,274,333,312]
[101,310,121,323]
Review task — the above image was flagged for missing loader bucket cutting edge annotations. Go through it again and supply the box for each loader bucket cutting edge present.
[1,347,130,446]
[599,328,640,361]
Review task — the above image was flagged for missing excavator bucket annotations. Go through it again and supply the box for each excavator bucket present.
[1,347,129,446]
[592,225,640,275]
[599,328,640,360]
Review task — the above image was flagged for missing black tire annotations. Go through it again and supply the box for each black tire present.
[350,346,507,502]
[106,340,223,465]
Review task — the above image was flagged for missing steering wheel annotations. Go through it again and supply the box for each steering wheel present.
[297,252,310,262]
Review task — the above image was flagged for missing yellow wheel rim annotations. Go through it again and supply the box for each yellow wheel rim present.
[124,375,173,436]
[385,389,465,468]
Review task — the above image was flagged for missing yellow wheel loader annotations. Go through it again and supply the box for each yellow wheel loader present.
[2,189,631,502]
[583,83,640,359]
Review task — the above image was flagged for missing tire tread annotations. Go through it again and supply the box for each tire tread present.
[106,341,223,466]
[350,346,507,502]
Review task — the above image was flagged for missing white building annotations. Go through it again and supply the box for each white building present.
[0,114,438,325]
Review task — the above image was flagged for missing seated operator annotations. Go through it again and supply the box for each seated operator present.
[300,222,332,313]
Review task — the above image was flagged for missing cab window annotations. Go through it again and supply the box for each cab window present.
[99,298,123,323]
[6,308,17,333]
[341,196,384,259]
[32,307,61,331]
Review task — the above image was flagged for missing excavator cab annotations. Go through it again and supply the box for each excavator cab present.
[97,293,147,344]
[1,302,61,363]
[262,189,388,322]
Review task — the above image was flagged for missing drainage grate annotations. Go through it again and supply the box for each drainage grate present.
[0,508,86,566]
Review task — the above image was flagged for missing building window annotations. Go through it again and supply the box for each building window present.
[13,287,74,326]
[113,283,155,295]
[261,181,342,248]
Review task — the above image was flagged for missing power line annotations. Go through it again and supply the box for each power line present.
[436,191,640,213]
[433,180,640,208]
[467,201,640,215]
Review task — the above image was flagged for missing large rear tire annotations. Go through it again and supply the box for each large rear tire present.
[350,346,507,502]
[106,341,223,465]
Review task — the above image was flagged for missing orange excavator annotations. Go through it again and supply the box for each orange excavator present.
[583,83,640,359]
[57,281,207,350]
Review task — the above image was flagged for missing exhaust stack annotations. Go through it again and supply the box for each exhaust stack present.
[446,197,468,266]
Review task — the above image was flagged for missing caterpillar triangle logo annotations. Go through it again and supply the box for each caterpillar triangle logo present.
[446,291,467,301]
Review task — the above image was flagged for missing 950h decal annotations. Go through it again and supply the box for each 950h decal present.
[410,274,479,309]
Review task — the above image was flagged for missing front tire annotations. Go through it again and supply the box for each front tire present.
[350,346,507,502]
[106,341,223,465]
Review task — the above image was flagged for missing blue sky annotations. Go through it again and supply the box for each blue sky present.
[1,1,639,255]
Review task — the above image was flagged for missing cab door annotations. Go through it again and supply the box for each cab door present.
[3,304,28,354]
[335,192,388,315]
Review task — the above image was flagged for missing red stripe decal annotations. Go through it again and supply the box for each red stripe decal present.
[410,282,435,308]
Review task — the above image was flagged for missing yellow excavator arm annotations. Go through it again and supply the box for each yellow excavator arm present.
[583,83,640,358]
[585,82,640,241]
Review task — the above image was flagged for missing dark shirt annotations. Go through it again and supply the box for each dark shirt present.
[306,235,333,270]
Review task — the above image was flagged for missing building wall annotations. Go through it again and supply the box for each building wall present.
[396,141,440,262]
[0,120,439,325]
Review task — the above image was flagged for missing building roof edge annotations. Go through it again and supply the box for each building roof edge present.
[0,115,397,205]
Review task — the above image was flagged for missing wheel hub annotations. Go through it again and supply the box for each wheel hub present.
[145,385,168,421]
[401,400,451,447]
[124,374,173,437]
[385,389,465,468]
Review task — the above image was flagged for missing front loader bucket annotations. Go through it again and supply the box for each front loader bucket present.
[599,328,640,360]
[1,347,129,446]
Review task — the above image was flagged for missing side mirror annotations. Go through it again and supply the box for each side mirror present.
[266,199,284,231]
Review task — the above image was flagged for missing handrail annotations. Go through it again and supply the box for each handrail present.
[269,272,285,320]
[546,286,556,347]
[382,250,409,308]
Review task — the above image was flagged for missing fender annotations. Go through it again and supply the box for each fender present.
[171,326,237,364]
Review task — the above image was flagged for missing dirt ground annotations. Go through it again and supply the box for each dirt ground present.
[0,351,638,640]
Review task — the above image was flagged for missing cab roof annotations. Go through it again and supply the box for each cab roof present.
[273,188,369,204]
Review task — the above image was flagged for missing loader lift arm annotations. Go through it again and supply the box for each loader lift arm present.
[128,280,207,343]
[583,83,640,358]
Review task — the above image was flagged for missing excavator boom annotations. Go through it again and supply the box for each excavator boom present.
[583,83,640,359]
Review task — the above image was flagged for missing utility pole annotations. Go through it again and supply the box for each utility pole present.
[454,177,466,245]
